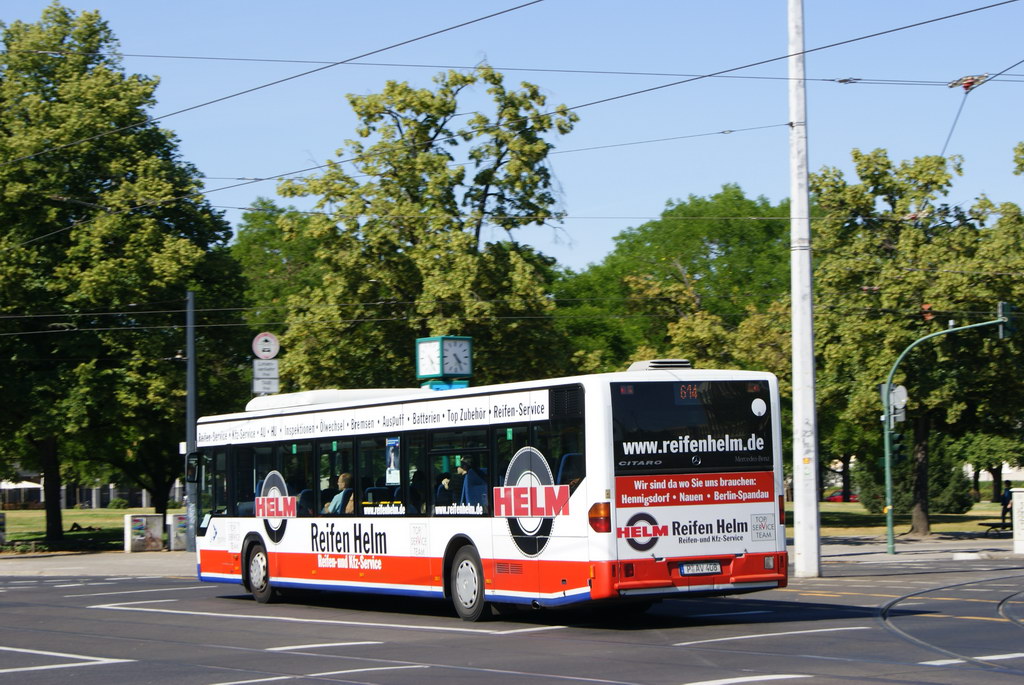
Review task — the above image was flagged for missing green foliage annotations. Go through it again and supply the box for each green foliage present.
[232,198,324,327]
[275,67,578,389]
[107,497,128,509]
[555,184,790,372]
[812,148,1024,530]
[0,4,247,532]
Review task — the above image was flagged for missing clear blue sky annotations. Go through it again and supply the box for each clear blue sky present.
[5,1,1023,271]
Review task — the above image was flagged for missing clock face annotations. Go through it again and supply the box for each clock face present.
[442,338,472,376]
[416,339,441,377]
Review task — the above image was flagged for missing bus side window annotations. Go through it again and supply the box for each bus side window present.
[494,425,530,488]
[406,434,428,516]
[319,439,354,515]
[282,441,315,516]
[531,418,585,493]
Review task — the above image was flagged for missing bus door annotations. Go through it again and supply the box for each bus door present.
[491,424,541,601]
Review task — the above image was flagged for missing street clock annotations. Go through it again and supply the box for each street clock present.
[416,336,473,380]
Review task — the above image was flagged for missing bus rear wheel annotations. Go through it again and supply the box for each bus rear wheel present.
[247,542,275,603]
[451,546,487,621]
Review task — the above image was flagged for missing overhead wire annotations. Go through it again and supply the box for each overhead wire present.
[11,2,1012,252]
[5,1,1016,179]
[15,47,1021,87]
[0,0,547,168]
[940,54,1024,155]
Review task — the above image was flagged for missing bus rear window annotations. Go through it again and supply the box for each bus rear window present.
[612,381,773,475]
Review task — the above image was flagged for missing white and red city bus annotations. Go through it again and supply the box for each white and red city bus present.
[192,360,787,620]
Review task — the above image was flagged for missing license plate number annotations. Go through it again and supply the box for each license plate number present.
[681,562,721,575]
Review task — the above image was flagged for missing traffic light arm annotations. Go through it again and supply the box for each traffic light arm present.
[881,316,1005,554]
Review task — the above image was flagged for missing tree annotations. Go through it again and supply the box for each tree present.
[232,198,323,327]
[555,185,790,372]
[0,4,241,536]
[275,67,577,389]
[811,148,1024,535]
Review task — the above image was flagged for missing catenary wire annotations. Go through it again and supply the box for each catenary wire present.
[940,55,1024,155]
[4,1,1014,175]
[16,48,1024,88]
[8,1,1019,250]
[0,0,546,168]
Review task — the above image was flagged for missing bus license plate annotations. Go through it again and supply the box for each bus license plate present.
[681,562,721,575]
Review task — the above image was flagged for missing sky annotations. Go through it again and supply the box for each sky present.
[5,1,1024,272]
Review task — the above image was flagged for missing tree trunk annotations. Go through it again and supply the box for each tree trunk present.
[908,416,930,537]
[149,477,171,514]
[840,455,853,501]
[36,437,63,541]
[986,465,1003,502]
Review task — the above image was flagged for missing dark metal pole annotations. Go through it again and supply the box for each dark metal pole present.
[882,316,1006,553]
[185,291,197,553]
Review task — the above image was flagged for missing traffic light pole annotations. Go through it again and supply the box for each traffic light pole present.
[882,316,1007,554]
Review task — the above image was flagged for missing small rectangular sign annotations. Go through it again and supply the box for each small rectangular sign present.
[253,359,279,379]
[253,378,280,394]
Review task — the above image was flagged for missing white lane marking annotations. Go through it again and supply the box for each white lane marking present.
[921,653,1024,666]
[266,641,382,651]
[919,659,964,666]
[0,646,133,674]
[53,583,84,588]
[690,611,772,618]
[91,599,560,635]
[675,626,870,647]
[976,652,1024,661]
[681,676,811,685]
[211,665,428,685]
[495,625,568,634]
[66,585,211,598]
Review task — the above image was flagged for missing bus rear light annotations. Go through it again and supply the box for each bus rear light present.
[622,563,634,578]
[588,502,611,532]
[778,495,785,523]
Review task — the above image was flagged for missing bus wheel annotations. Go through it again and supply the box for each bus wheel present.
[451,546,487,621]
[248,542,275,603]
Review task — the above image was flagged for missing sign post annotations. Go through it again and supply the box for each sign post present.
[252,332,280,395]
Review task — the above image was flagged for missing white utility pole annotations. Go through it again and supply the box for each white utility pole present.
[788,0,821,577]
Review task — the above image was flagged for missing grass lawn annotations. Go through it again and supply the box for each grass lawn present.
[2,507,184,553]
[787,500,1007,537]
[0,501,1010,553]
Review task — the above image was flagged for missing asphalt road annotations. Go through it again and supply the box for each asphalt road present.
[1,545,1023,684]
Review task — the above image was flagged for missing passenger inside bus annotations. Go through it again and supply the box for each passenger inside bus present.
[324,473,354,514]
[458,456,488,509]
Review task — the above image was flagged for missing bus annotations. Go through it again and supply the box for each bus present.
[192,359,787,621]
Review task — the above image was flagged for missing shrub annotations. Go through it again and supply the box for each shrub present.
[166,499,182,510]
[108,498,129,509]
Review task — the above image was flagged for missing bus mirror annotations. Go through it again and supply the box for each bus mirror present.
[185,452,202,483]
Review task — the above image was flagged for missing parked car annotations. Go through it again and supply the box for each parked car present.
[824,490,859,502]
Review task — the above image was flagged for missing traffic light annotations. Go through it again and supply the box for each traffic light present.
[890,431,906,463]
[997,301,1016,339]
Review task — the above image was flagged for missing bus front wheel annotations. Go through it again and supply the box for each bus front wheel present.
[451,546,487,621]
[247,542,275,603]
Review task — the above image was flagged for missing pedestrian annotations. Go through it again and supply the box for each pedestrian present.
[1000,480,1013,523]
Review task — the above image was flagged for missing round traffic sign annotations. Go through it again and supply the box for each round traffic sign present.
[252,332,280,360]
